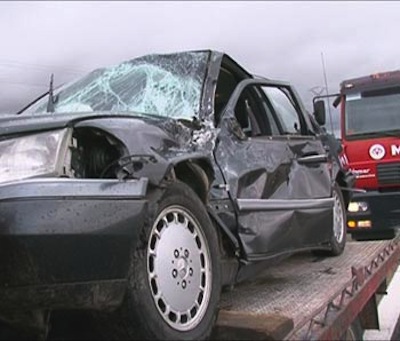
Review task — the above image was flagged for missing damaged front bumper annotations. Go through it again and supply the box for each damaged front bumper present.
[0,177,149,312]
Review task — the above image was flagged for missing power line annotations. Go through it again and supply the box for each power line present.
[0,78,67,88]
[309,86,325,96]
[0,58,88,75]
[0,81,47,88]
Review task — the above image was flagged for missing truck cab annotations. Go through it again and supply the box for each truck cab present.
[316,71,400,240]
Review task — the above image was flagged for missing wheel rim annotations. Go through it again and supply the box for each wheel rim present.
[147,206,212,331]
[333,189,345,244]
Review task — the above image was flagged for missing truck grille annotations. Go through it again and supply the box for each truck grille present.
[377,162,400,185]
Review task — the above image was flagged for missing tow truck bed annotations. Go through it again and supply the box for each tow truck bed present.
[7,239,398,340]
[213,238,400,340]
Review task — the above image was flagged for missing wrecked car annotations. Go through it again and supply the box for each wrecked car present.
[0,50,353,340]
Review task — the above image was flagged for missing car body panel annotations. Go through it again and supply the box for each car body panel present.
[214,78,333,260]
[0,177,149,289]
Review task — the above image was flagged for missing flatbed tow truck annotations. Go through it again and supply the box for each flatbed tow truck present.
[211,236,400,340]
[6,236,398,340]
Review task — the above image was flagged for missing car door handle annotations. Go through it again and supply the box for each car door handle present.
[297,154,328,164]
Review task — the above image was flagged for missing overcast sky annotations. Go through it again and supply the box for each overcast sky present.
[1,1,399,119]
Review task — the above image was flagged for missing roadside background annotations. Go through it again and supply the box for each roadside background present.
[1,1,400,122]
[364,265,400,340]
[1,2,400,339]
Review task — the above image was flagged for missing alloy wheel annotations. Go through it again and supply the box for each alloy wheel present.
[147,206,212,331]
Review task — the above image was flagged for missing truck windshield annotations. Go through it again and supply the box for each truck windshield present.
[345,87,400,137]
[21,51,209,120]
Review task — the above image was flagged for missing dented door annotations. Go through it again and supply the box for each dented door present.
[214,80,333,261]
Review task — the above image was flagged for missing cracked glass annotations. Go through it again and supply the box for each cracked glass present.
[24,51,209,120]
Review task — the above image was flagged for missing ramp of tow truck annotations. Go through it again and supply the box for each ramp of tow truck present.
[212,238,400,340]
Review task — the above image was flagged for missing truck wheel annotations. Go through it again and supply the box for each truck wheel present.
[117,182,221,340]
[328,183,346,256]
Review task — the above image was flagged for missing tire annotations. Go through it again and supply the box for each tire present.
[315,183,346,257]
[109,181,221,340]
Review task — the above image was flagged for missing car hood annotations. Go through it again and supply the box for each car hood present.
[0,112,143,137]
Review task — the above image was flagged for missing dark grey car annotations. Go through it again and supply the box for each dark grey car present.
[0,50,352,339]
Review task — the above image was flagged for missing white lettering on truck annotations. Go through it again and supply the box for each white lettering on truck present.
[391,144,400,156]
[350,168,375,179]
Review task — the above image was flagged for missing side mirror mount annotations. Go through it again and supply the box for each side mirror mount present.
[223,116,247,140]
[313,100,326,126]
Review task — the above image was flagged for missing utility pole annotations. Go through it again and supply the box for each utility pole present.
[321,52,334,134]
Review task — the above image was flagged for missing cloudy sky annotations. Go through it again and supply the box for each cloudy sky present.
[1,1,399,124]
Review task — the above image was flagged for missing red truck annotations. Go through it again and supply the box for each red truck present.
[314,70,400,241]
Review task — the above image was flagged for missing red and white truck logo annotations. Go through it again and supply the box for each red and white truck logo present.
[369,144,385,160]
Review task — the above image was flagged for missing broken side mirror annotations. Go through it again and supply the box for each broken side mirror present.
[313,100,326,126]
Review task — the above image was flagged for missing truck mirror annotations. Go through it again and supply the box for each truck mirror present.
[313,100,326,126]
[333,95,341,108]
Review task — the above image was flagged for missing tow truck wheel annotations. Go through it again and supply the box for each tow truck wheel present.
[118,182,221,340]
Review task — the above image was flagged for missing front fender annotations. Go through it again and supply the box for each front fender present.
[73,118,214,186]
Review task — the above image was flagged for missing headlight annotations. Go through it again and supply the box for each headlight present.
[0,128,71,184]
[348,201,369,213]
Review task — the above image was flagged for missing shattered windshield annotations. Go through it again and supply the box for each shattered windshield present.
[23,51,209,120]
[345,87,400,136]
